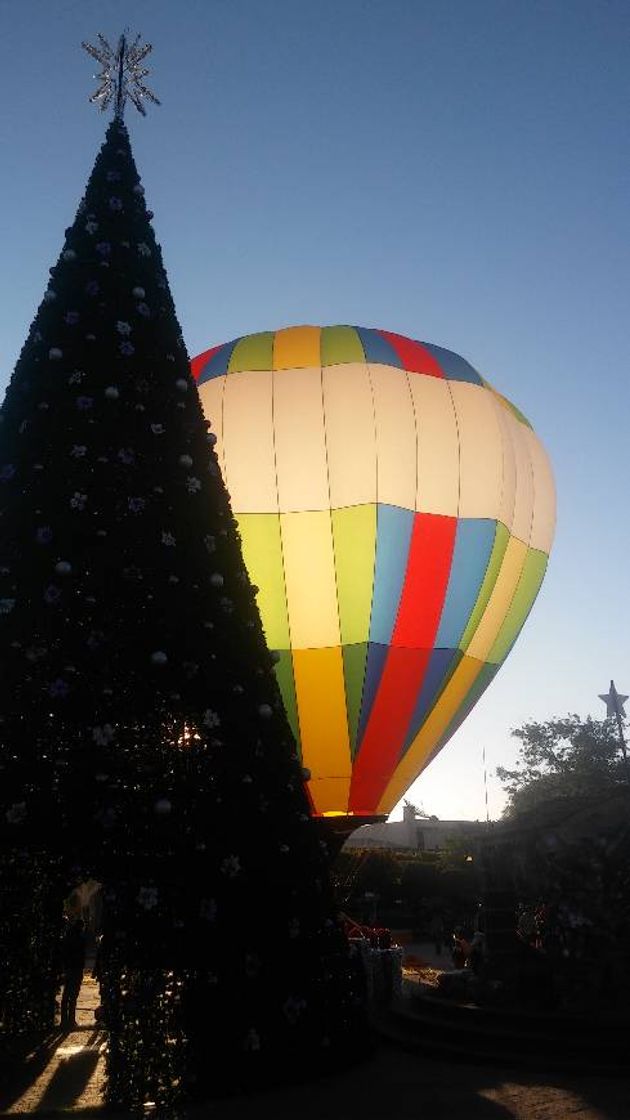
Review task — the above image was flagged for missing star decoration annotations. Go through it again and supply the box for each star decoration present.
[82,33,160,119]
[598,680,628,719]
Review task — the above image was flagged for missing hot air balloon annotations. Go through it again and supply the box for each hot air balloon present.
[191,326,555,827]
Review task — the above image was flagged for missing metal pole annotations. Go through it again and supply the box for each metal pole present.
[115,34,126,119]
[610,680,630,779]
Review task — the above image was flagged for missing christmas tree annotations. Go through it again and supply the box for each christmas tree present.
[0,36,365,1108]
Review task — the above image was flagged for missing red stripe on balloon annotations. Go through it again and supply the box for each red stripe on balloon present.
[190,345,222,381]
[348,513,457,813]
[348,647,432,814]
[392,513,457,648]
[377,331,444,377]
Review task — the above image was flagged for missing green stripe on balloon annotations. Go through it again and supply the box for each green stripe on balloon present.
[321,325,365,366]
[487,548,548,665]
[273,650,300,746]
[343,642,370,757]
[331,505,376,645]
[228,332,274,373]
[235,513,290,649]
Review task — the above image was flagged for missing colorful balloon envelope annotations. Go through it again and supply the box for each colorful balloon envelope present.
[191,326,555,820]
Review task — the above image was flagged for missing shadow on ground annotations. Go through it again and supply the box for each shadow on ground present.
[2,1028,630,1118]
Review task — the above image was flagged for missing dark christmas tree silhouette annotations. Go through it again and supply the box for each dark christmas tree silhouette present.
[0,109,365,1106]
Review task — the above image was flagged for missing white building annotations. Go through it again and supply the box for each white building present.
[344,802,486,853]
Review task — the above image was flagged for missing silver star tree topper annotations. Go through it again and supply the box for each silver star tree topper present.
[82,32,160,119]
[598,680,628,720]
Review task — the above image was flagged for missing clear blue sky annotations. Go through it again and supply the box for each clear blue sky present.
[1,0,628,820]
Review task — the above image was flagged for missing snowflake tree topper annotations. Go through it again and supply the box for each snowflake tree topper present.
[82,32,160,119]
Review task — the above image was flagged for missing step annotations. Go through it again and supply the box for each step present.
[376,994,630,1073]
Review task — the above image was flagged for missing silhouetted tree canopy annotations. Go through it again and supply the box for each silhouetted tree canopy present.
[497,714,628,817]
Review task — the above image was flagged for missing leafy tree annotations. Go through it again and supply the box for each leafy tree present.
[399,855,440,901]
[497,715,627,817]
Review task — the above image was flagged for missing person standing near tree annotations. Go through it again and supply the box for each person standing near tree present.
[60,918,86,1029]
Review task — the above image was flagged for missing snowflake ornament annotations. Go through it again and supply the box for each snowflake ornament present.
[6,802,26,825]
[200,898,217,922]
[202,709,221,729]
[92,723,115,746]
[83,33,160,119]
[244,1028,261,1052]
[221,854,241,878]
[137,885,159,910]
[283,995,307,1026]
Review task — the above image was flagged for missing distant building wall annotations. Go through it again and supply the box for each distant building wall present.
[344,803,486,852]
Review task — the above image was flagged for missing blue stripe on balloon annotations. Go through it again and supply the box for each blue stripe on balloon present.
[356,641,389,748]
[421,342,483,385]
[369,505,414,645]
[196,339,240,384]
[401,647,462,753]
[435,519,497,648]
[355,327,404,368]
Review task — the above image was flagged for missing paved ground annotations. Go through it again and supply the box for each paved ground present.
[3,948,630,1119]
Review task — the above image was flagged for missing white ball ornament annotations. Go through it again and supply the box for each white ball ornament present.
[210,573,224,588]
[151,650,168,665]
[132,286,145,298]
[55,561,72,575]
[179,454,193,468]
[48,348,63,361]
[104,386,120,400]
[175,378,188,392]
[258,704,273,719]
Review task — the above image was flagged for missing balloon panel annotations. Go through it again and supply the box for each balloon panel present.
[191,326,555,818]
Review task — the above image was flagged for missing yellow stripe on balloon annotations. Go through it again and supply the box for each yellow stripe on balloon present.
[273,325,321,370]
[376,653,485,813]
[292,646,351,814]
[280,510,340,649]
[487,548,548,664]
[465,535,528,664]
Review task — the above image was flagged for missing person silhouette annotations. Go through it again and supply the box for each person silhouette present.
[60,918,86,1029]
